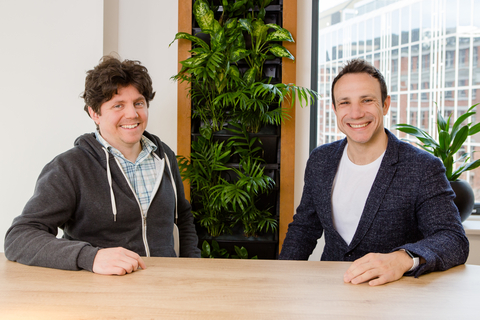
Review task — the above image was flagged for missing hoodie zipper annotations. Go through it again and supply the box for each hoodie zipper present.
[103,149,165,258]
[140,208,150,257]
[112,157,151,257]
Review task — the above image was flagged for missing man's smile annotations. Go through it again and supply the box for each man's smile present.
[121,123,139,129]
[349,122,371,128]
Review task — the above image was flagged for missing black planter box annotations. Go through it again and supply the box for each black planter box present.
[196,225,279,260]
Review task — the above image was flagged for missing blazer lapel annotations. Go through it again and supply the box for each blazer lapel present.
[348,130,399,250]
[314,138,347,234]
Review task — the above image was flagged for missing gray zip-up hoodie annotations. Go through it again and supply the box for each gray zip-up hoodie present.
[4,131,200,271]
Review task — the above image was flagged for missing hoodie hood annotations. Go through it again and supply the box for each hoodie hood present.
[73,131,166,164]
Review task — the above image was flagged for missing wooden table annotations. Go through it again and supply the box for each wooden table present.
[1,253,479,319]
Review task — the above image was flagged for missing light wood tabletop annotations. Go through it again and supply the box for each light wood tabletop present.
[1,253,479,319]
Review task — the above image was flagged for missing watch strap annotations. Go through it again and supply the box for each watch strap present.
[401,249,420,272]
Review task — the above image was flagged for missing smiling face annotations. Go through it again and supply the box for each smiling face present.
[88,84,148,159]
[333,72,390,151]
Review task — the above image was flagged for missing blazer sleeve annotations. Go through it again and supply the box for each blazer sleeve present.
[279,155,325,260]
[396,156,469,277]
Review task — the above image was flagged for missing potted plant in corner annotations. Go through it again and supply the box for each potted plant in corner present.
[394,103,480,221]
[170,0,317,258]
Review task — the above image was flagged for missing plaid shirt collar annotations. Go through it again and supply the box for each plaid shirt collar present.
[94,130,158,164]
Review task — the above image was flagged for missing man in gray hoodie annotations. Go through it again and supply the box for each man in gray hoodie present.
[4,56,201,275]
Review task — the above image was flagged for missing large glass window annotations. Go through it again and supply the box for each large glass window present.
[312,0,480,212]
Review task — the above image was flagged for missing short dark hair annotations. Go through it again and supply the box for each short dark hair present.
[331,58,388,109]
[82,56,156,116]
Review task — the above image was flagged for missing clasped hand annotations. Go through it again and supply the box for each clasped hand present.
[343,251,413,286]
[93,247,147,275]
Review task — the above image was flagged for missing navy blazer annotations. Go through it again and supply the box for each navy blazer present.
[279,129,469,277]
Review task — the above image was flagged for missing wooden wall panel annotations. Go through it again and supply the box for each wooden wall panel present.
[177,0,193,200]
[279,0,297,252]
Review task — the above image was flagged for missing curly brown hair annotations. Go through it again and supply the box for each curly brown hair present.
[82,56,156,116]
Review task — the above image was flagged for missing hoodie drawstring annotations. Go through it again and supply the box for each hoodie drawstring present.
[103,148,117,221]
[164,154,179,257]
[102,147,179,256]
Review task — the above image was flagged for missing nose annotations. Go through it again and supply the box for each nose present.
[124,104,138,118]
[350,102,364,119]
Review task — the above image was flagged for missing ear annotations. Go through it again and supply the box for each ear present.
[383,95,391,116]
[88,106,100,124]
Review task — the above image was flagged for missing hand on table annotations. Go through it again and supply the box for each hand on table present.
[343,251,413,286]
[93,247,147,275]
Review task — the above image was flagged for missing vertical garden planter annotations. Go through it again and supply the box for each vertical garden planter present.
[175,0,313,259]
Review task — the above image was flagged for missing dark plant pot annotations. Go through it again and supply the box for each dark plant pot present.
[450,179,475,222]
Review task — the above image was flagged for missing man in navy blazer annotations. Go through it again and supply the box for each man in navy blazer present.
[279,59,469,286]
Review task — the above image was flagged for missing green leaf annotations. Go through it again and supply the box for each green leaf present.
[469,122,480,135]
[199,126,212,140]
[451,111,474,133]
[438,131,450,153]
[257,7,266,20]
[443,155,454,180]
[238,18,253,34]
[451,159,480,181]
[180,54,208,68]
[224,17,238,32]
[232,1,247,12]
[194,0,216,33]
[394,124,439,148]
[237,246,248,259]
[449,126,468,155]
[211,240,220,251]
[202,240,211,257]
[436,109,448,132]
[227,65,240,78]
[269,44,295,60]
[266,28,294,42]
[210,27,226,51]
[170,32,209,50]
[462,159,480,171]
[394,124,428,137]
[230,48,249,63]
[243,67,258,85]
[251,19,268,41]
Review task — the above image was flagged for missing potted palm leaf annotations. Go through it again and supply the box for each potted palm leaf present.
[394,103,480,221]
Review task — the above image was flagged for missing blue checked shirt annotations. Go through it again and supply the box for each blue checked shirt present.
[95,131,158,214]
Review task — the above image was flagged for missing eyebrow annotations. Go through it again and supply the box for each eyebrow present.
[337,94,376,101]
[111,95,146,105]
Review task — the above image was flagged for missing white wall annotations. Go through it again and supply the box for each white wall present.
[0,0,103,251]
[110,0,180,151]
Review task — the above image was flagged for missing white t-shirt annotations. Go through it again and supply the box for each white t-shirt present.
[331,145,385,245]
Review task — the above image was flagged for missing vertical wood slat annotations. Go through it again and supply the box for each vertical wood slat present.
[177,0,192,200]
[279,0,297,252]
